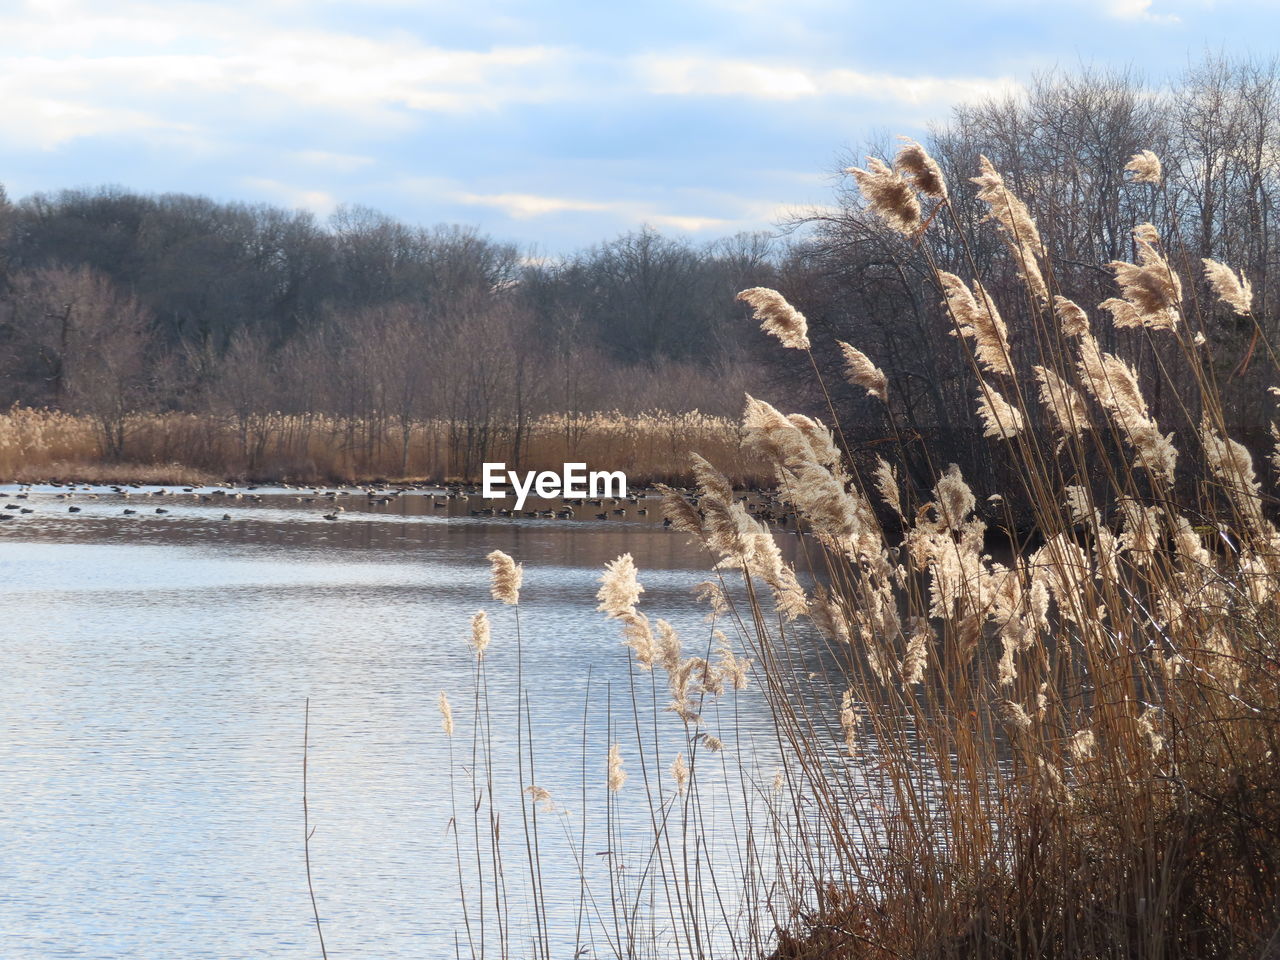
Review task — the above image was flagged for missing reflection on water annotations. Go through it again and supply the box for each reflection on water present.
[0,485,832,959]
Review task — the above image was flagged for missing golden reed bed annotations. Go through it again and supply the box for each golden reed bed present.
[0,407,765,487]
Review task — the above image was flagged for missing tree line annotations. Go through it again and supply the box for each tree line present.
[0,53,1275,487]
[0,195,776,472]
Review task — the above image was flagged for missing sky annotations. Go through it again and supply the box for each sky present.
[0,0,1275,254]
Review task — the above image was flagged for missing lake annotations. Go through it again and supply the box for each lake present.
[0,484,830,959]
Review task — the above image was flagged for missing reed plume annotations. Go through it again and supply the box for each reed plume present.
[486,550,522,605]
[971,155,1048,301]
[1054,296,1091,337]
[1201,419,1273,539]
[1077,332,1178,482]
[668,655,721,723]
[993,697,1033,739]
[846,157,922,234]
[871,456,902,518]
[469,611,491,659]
[975,383,1024,438]
[714,633,752,690]
[1068,728,1097,763]
[736,287,811,350]
[672,446,810,621]
[438,691,454,737]
[900,620,929,685]
[839,690,859,757]
[1125,149,1163,185]
[1103,223,1182,331]
[523,785,553,812]
[607,743,626,792]
[939,272,1014,377]
[743,395,883,566]
[894,138,948,199]
[837,340,888,401]
[1033,365,1090,446]
[655,619,682,673]
[1202,258,1253,315]
[596,553,643,618]
[671,753,688,796]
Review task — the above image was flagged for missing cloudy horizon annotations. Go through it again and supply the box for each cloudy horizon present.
[0,0,1273,252]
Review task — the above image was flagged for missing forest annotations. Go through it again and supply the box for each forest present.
[0,54,1276,492]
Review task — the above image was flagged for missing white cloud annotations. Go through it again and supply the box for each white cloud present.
[0,1,575,149]
[646,212,733,232]
[449,188,830,236]
[646,60,818,100]
[293,150,377,173]
[640,56,1018,106]
[0,83,185,149]
[453,189,741,232]
[454,192,615,219]
[1104,0,1181,22]
[241,176,338,215]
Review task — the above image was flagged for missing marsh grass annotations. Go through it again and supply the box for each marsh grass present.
[0,409,762,487]
[425,142,1280,960]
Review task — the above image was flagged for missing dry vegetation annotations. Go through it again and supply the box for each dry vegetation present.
[433,143,1280,960]
[0,406,765,486]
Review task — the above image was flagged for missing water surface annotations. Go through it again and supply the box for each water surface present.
[0,484,819,959]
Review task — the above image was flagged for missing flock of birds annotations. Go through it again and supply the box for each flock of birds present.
[0,480,800,529]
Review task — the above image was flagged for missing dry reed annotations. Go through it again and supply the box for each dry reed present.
[428,142,1280,960]
[0,408,766,488]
